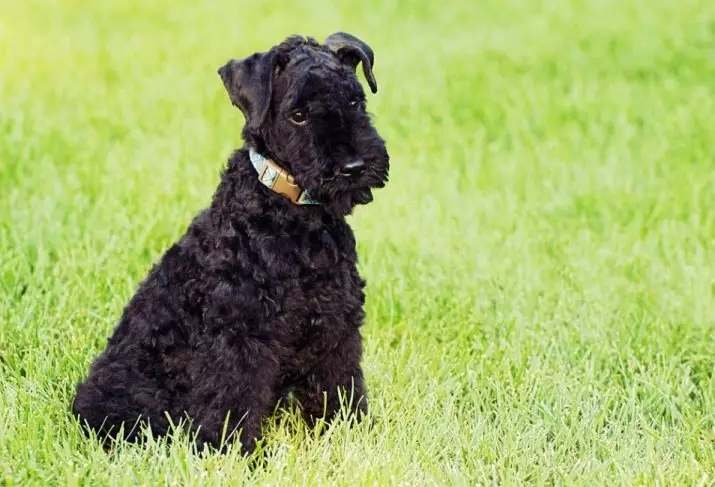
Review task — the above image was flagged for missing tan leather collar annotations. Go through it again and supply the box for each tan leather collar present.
[249,149,318,205]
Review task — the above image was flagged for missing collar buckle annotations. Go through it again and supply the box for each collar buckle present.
[249,149,319,206]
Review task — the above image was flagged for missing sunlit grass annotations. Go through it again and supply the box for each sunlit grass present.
[1,0,714,484]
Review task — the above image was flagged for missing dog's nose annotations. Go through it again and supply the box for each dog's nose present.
[340,158,366,177]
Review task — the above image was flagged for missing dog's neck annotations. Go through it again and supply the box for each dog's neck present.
[248,149,318,206]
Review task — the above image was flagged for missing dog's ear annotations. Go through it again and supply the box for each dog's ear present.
[325,32,378,94]
[218,51,276,128]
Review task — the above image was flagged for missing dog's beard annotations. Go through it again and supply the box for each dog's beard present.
[355,188,374,205]
[310,168,387,216]
[311,187,373,216]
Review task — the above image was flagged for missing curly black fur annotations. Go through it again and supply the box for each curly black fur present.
[71,33,389,455]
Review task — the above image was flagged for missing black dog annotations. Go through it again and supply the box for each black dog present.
[72,33,389,454]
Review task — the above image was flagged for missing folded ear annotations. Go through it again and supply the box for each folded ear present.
[325,32,378,94]
[218,51,276,128]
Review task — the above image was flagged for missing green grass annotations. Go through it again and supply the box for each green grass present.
[1,0,714,484]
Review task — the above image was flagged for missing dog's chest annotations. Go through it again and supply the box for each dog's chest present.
[303,225,349,270]
[279,222,364,345]
[257,218,356,275]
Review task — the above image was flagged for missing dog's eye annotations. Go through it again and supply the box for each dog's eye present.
[290,110,308,126]
[349,100,365,111]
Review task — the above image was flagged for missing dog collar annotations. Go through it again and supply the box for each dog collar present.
[248,149,318,205]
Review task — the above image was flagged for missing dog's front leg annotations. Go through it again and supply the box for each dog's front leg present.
[292,330,368,429]
[188,338,281,456]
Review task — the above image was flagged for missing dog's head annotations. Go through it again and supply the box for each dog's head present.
[218,33,389,216]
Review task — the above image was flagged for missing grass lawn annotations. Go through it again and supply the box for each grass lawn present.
[1,0,714,484]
